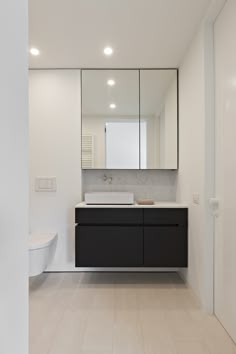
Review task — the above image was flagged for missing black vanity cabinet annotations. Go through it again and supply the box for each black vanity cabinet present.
[75,208,143,267]
[75,207,188,268]
[143,209,188,267]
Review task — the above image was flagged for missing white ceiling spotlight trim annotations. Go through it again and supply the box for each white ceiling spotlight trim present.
[109,103,116,109]
[30,47,40,56]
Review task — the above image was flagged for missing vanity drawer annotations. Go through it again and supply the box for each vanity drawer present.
[75,208,143,225]
[75,225,143,267]
[144,226,188,267]
[143,208,187,226]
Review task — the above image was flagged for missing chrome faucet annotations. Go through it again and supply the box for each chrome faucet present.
[103,174,113,184]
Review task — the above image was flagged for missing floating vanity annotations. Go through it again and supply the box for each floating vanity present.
[75,202,188,268]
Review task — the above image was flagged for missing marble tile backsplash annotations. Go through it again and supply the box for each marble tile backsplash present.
[82,170,177,202]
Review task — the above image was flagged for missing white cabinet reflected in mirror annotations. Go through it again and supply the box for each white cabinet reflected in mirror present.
[81,69,178,170]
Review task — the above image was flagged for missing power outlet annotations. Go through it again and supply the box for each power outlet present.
[193,193,200,205]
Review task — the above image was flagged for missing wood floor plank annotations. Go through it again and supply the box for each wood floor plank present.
[29,272,236,354]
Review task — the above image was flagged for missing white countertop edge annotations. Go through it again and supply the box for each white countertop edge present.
[75,201,188,208]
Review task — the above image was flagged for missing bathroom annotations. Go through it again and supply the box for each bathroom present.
[1,0,236,353]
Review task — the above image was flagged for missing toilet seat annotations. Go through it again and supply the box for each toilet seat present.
[29,233,57,250]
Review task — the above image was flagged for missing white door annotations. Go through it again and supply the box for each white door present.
[214,0,236,342]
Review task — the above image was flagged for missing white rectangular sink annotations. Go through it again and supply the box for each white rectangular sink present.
[85,192,134,205]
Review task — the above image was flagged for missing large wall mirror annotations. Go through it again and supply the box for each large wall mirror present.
[140,70,178,169]
[81,69,178,169]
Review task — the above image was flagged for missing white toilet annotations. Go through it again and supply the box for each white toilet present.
[29,232,58,277]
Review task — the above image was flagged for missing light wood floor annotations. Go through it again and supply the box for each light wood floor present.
[29,272,236,354]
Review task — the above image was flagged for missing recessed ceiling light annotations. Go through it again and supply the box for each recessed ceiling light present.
[109,103,116,109]
[104,47,113,56]
[30,47,40,56]
[107,79,115,86]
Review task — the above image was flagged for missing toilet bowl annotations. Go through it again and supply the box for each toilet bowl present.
[29,233,58,277]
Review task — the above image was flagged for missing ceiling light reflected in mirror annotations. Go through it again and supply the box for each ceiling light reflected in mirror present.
[30,47,40,56]
[107,79,115,86]
[103,47,113,56]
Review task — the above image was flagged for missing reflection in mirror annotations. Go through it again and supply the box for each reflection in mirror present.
[82,70,139,169]
[140,70,178,169]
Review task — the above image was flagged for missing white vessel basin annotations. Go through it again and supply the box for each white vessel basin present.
[85,192,134,205]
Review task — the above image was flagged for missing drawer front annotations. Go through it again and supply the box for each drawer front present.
[144,226,188,267]
[75,225,143,267]
[143,208,187,226]
[75,208,143,225]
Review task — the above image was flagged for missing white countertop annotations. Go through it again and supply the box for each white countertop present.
[75,201,188,208]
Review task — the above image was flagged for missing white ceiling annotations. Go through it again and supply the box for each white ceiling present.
[29,0,211,68]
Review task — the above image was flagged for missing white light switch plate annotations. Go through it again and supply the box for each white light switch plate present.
[193,193,200,204]
[35,177,57,192]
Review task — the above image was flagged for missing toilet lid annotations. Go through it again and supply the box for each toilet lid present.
[29,233,57,250]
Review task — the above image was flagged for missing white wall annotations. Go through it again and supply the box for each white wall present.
[214,0,236,341]
[177,22,215,310]
[159,108,165,167]
[177,25,206,305]
[29,70,81,271]
[0,1,28,353]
